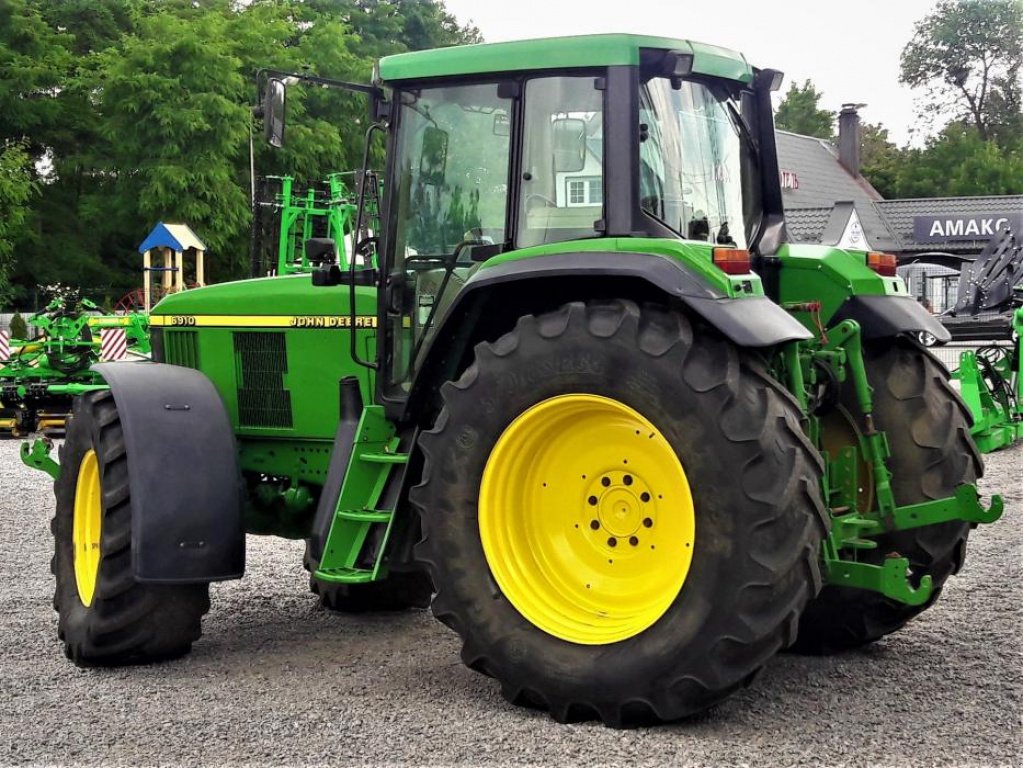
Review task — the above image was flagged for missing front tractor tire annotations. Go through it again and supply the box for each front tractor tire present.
[52,391,210,666]
[412,300,828,725]
[791,339,982,655]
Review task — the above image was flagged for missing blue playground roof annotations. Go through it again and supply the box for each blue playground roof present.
[138,222,206,254]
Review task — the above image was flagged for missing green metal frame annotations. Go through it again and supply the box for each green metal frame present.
[269,173,361,274]
[774,305,1003,605]
[4,295,148,439]
[954,307,1023,453]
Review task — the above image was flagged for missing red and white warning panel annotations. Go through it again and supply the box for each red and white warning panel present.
[0,330,9,362]
[100,328,128,362]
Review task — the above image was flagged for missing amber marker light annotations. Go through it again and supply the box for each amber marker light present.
[867,251,897,277]
[712,247,751,275]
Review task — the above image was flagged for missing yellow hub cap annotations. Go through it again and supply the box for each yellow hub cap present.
[73,449,102,607]
[479,394,696,645]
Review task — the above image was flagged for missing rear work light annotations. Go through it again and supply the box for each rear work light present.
[867,251,897,277]
[712,247,751,275]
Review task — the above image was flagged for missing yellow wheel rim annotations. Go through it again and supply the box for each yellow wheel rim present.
[73,449,102,607]
[479,394,696,645]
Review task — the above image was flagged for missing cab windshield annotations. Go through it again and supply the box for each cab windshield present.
[639,77,761,248]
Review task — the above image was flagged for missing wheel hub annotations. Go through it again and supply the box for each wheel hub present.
[589,473,653,541]
[479,394,696,645]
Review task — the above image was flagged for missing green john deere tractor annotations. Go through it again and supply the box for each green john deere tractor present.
[32,34,1004,726]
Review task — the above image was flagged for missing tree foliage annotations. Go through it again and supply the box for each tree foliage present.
[0,143,36,303]
[0,0,479,307]
[774,80,834,139]
[900,0,1023,145]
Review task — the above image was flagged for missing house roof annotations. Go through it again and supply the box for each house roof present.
[138,222,206,254]
[776,130,900,251]
[875,196,1023,253]
[785,207,833,244]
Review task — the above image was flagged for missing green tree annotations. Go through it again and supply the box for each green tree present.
[859,122,904,198]
[2,0,482,301]
[900,0,1023,145]
[90,8,253,277]
[774,79,834,138]
[893,122,1023,197]
[0,144,36,304]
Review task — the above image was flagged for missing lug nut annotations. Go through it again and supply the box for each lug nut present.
[623,474,633,486]
[629,536,639,546]
[607,537,617,547]
[590,520,600,530]
[601,476,611,487]
[587,495,598,506]
[640,492,650,502]
[642,517,653,528]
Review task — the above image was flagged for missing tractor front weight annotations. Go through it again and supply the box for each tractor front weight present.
[779,319,1005,607]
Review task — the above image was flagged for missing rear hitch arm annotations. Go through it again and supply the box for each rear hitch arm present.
[21,438,59,481]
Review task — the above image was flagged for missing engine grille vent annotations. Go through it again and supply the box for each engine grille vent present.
[163,331,199,369]
[233,332,293,428]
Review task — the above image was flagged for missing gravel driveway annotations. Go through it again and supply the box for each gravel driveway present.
[1,439,1020,767]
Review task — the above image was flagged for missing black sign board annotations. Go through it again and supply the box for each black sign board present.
[913,212,1023,243]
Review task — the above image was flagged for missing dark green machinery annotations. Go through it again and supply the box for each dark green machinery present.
[2,292,148,438]
[30,34,1005,725]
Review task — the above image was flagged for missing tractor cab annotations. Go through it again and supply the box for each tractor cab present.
[262,35,792,410]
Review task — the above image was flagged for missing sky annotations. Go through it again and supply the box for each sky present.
[442,0,946,147]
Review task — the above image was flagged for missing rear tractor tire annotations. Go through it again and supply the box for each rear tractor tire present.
[412,300,828,725]
[52,391,210,666]
[791,339,982,654]
[303,544,432,612]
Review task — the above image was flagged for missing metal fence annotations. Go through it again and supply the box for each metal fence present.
[925,340,1016,374]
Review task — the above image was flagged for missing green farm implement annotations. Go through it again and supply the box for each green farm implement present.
[252,171,379,278]
[28,34,1006,725]
[955,307,1023,451]
[2,293,149,437]
[942,228,1023,452]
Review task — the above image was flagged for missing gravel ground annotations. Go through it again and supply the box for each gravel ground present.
[0,439,1020,768]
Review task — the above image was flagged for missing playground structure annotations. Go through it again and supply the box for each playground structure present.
[138,222,207,313]
[0,292,149,437]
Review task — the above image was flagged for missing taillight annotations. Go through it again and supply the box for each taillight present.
[867,251,897,277]
[712,247,751,275]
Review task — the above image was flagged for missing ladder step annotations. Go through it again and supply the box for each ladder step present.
[337,508,392,523]
[842,537,879,550]
[360,452,409,465]
[313,567,376,584]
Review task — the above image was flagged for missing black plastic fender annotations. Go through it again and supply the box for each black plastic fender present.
[446,251,813,348]
[830,294,951,342]
[92,362,244,583]
[401,251,813,423]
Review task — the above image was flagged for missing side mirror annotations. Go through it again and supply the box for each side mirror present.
[264,78,287,148]
[553,117,586,173]
[305,237,337,265]
[419,126,449,186]
[307,237,339,287]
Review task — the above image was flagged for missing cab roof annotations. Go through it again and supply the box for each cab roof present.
[377,33,754,85]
